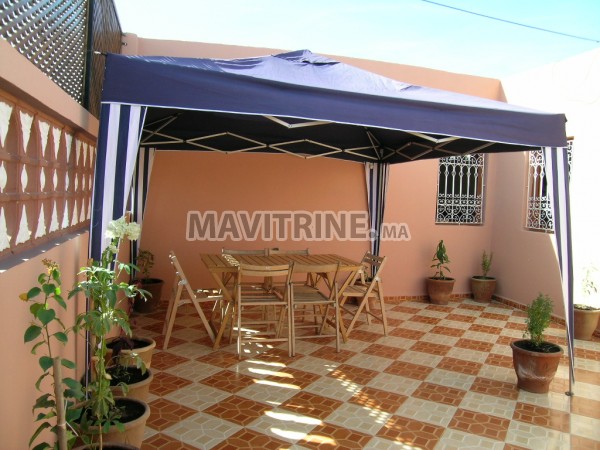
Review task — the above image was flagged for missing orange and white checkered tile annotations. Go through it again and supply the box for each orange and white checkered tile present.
[133,299,600,450]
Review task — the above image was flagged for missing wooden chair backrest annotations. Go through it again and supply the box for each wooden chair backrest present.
[356,252,387,283]
[237,263,291,280]
[222,248,268,255]
[267,248,310,256]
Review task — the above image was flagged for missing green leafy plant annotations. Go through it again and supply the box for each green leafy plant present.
[135,249,155,281]
[524,293,553,350]
[430,239,451,279]
[69,216,142,448]
[481,250,493,278]
[21,259,84,450]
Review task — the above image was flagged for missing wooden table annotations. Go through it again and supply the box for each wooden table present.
[200,253,362,349]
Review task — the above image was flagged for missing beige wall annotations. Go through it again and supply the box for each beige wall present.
[502,48,600,312]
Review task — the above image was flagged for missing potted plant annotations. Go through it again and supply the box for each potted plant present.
[574,265,600,340]
[510,293,563,393]
[21,259,84,450]
[132,250,164,313]
[470,250,496,303]
[426,240,455,305]
[105,338,154,402]
[70,216,150,449]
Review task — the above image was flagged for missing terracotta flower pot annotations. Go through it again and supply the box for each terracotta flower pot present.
[470,276,496,303]
[426,277,455,305]
[107,336,156,369]
[76,397,150,449]
[574,307,600,340]
[108,366,154,403]
[510,340,563,393]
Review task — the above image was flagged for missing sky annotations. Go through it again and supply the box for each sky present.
[112,0,600,79]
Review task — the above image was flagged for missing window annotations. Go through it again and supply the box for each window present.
[436,154,485,224]
[525,141,573,232]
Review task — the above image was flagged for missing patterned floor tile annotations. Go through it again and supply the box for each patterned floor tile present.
[147,398,197,431]
[328,363,380,385]
[199,369,257,393]
[325,402,389,435]
[430,324,466,338]
[349,386,408,414]
[389,327,426,340]
[196,349,242,368]
[344,352,394,372]
[440,428,506,450]
[164,382,230,412]
[426,367,476,391]
[203,394,271,426]
[151,351,190,370]
[459,391,517,419]
[132,297,600,449]
[142,431,202,449]
[150,371,193,396]
[395,397,458,427]
[211,427,292,449]
[437,356,482,376]
[449,408,511,441]
[505,420,570,449]
[384,359,434,380]
[280,390,344,421]
[299,422,374,449]
[309,346,356,363]
[262,365,322,389]
[412,381,467,407]
[571,396,600,419]
[237,377,300,406]
[410,340,453,357]
[512,402,570,433]
[367,372,423,396]
[163,412,242,449]
[163,358,223,382]
[470,376,520,400]
[376,414,446,450]
[361,342,406,360]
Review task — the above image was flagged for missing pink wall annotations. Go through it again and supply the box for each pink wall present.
[0,41,97,449]
[139,152,370,292]
[0,235,89,449]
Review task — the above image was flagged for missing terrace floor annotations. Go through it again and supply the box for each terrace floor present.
[132,298,600,449]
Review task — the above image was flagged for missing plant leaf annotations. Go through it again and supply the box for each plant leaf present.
[25,325,42,343]
[36,308,56,326]
[39,356,53,371]
[27,286,42,299]
[61,358,76,369]
[54,332,68,343]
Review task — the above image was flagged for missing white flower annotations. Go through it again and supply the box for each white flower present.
[126,222,141,241]
[105,217,128,239]
[105,216,141,241]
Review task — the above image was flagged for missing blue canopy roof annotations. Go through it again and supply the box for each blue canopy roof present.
[101,50,567,163]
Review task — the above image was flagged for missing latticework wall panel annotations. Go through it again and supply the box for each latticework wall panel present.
[0,90,95,259]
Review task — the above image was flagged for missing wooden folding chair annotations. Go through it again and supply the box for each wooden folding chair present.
[287,262,341,356]
[338,253,388,340]
[163,251,223,349]
[234,263,293,358]
[221,247,269,289]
